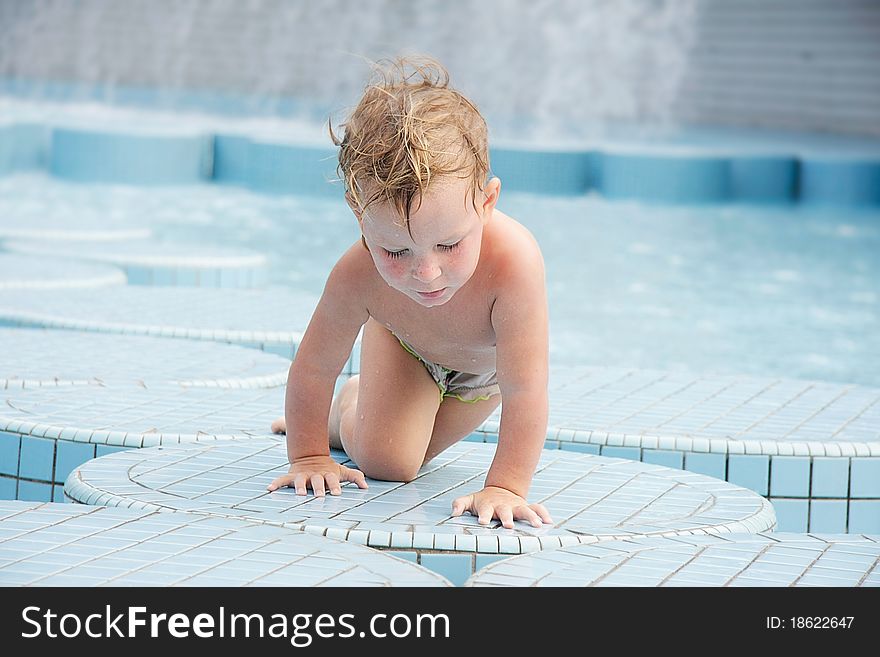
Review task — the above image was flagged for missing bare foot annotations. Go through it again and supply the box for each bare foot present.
[270,416,286,434]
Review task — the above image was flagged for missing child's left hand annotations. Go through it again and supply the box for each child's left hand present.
[451,486,553,529]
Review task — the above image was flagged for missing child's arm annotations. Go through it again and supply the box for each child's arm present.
[267,246,370,496]
[451,240,552,528]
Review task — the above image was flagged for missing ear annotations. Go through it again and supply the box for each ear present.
[480,177,501,221]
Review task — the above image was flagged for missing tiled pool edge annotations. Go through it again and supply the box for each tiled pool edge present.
[60,440,777,585]
[467,427,879,534]
[2,120,879,205]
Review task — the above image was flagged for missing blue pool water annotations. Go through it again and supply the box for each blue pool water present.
[2,172,878,388]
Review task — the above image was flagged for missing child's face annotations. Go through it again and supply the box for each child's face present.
[356,178,498,308]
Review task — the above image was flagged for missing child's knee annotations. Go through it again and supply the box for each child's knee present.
[357,455,421,483]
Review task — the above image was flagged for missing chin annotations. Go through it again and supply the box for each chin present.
[412,289,455,307]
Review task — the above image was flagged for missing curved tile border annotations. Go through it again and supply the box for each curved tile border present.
[0,327,290,389]
[0,253,127,290]
[4,238,268,288]
[64,439,776,560]
[470,366,880,533]
[0,385,284,502]
[0,500,451,586]
[50,127,212,185]
[465,532,880,587]
[0,287,327,362]
[3,119,879,205]
[800,158,880,206]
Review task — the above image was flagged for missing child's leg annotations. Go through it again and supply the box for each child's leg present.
[421,394,501,464]
[336,317,443,481]
[335,318,501,481]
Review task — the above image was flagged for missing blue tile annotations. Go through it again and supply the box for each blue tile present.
[0,431,21,476]
[95,445,131,457]
[684,452,726,480]
[600,152,729,203]
[848,501,880,534]
[801,159,880,206]
[600,446,641,461]
[52,485,65,502]
[811,457,851,498]
[54,441,97,484]
[0,476,16,500]
[771,499,809,532]
[385,551,417,563]
[17,480,53,502]
[559,443,600,455]
[474,554,507,571]
[769,456,811,498]
[850,458,880,498]
[419,554,472,587]
[50,128,211,185]
[641,449,684,470]
[727,455,770,495]
[18,435,55,482]
[808,500,848,533]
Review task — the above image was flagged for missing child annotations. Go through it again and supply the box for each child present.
[268,56,551,530]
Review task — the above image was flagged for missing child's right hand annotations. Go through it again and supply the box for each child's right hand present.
[266,455,368,496]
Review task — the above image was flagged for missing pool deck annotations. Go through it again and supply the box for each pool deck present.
[0,500,451,587]
[61,439,774,585]
[465,532,880,587]
[0,286,322,361]
[0,327,290,390]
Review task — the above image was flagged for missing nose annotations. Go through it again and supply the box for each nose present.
[412,255,441,284]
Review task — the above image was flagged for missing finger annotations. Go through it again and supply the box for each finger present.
[530,503,554,524]
[267,474,294,491]
[477,503,494,526]
[310,474,326,497]
[497,505,514,529]
[342,467,369,489]
[294,473,309,496]
[450,495,473,517]
[266,476,284,491]
[324,471,341,496]
[515,506,543,528]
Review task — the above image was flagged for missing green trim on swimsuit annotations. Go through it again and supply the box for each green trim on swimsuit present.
[444,392,498,404]
[395,336,499,404]
[396,336,447,402]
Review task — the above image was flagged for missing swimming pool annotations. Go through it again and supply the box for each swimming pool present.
[1,99,879,586]
[2,171,877,388]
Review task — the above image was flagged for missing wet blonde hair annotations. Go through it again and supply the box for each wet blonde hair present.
[330,56,490,230]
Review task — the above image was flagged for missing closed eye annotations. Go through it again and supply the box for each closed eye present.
[384,241,460,259]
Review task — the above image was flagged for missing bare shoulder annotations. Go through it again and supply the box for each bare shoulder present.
[320,240,375,321]
[485,211,546,293]
[327,240,376,292]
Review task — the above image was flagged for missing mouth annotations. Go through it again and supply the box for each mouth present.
[415,287,447,300]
